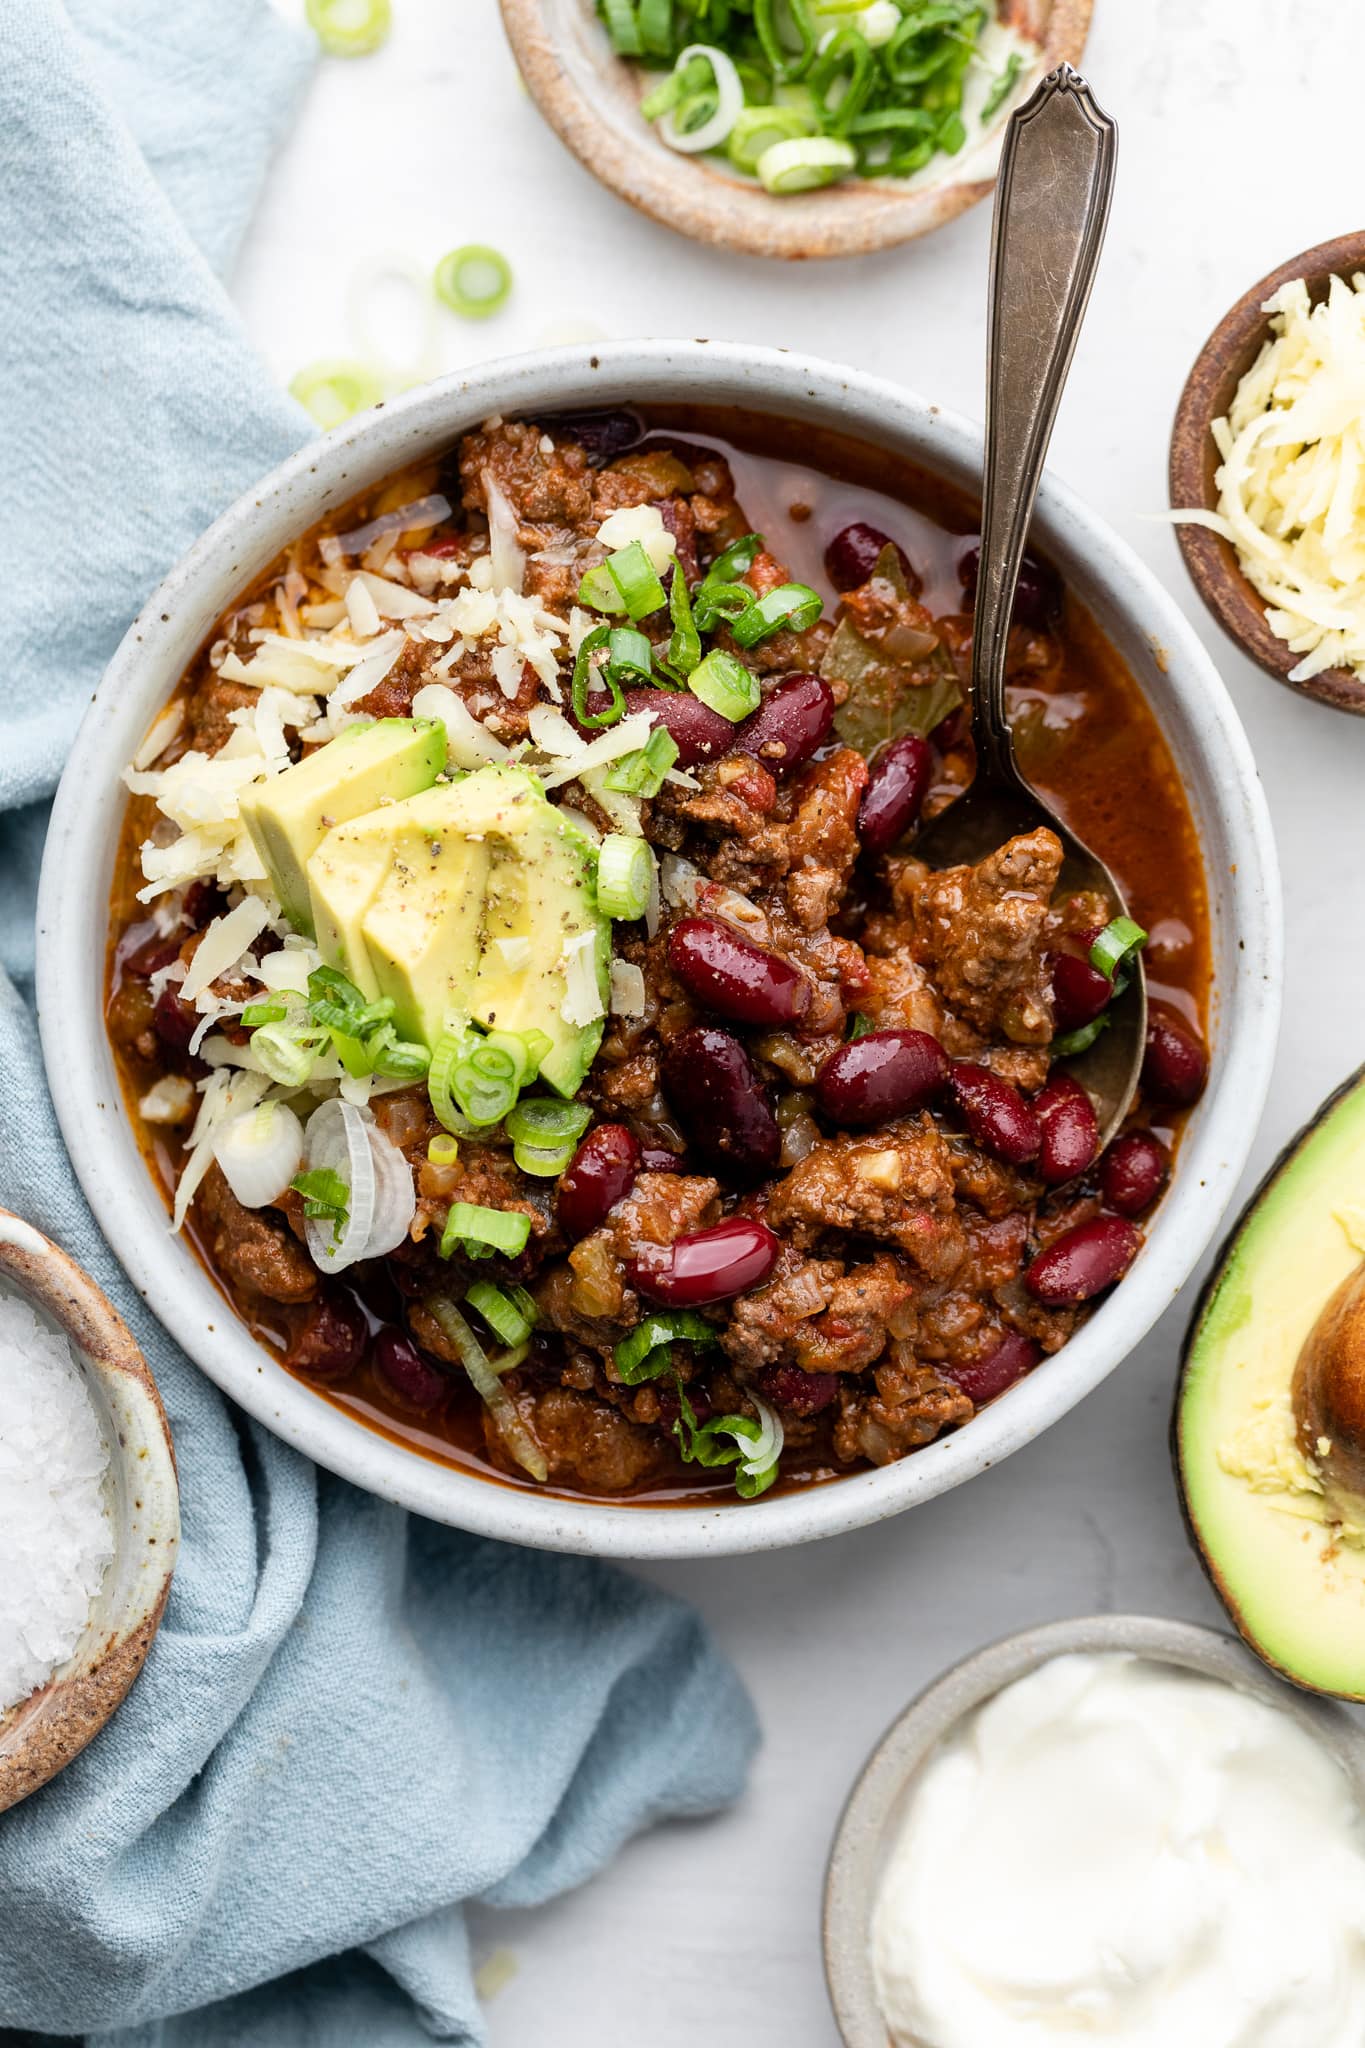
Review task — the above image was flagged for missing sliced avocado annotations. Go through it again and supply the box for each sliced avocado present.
[1177,1066,1365,1700]
[307,809,409,1001]
[332,766,608,1091]
[239,717,445,934]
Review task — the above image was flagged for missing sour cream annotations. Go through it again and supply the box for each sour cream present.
[873,1651,1365,2048]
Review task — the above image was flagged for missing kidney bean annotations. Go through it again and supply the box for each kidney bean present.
[1142,1007,1208,1106]
[733,674,834,775]
[640,1144,685,1173]
[957,540,1061,628]
[931,706,965,750]
[1035,1072,1099,1186]
[153,983,199,1052]
[946,1332,1041,1405]
[124,932,183,979]
[621,685,734,766]
[661,1027,781,1177]
[816,1029,949,1127]
[558,1124,641,1241]
[667,916,810,1029]
[1051,950,1113,1033]
[182,879,225,930]
[1025,1216,1141,1305]
[287,1290,368,1380]
[857,735,932,856]
[948,1063,1041,1165]
[630,1218,780,1307]
[825,520,914,591]
[756,1363,840,1415]
[1100,1129,1170,1216]
[374,1327,448,1410]
[537,408,641,464]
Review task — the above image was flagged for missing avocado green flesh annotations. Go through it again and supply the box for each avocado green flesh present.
[239,717,445,934]
[309,764,608,1090]
[1179,1072,1365,1699]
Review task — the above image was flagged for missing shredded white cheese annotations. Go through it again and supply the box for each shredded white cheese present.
[1173,272,1365,681]
[560,929,605,1028]
[181,896,272,1002]
[609,959,647,1017]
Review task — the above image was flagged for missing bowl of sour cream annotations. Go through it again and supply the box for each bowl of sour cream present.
[824,1614,1365,2048]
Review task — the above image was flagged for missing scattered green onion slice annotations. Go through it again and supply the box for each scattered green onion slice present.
[520,1029,554,1079]
[607,625,653,685]
[306,0,392,58]
[727,103,816,173]
[637,0,673,57]
[656,44,745,154]
[692,579,758,635]
[439,1201,532,1262]
[981,49,1024,123]
[250,1023,315,1089]
[241,999,287,1028]
[571,625,627,729]
[508,1283,541,1329]
[1052,1015,1112,1059]
[580,540,669,621]
[597,834,653,920]
[1089,917,1148,981]
[428,1133,461,1167]
[428,1029,480,1136]
[688,648,761,722]
[291,1167,351,1231]
[289,359,384,429]
[365,1023,431,1080]
[756,134,857,192]
[424,1293,548,1481]
[811,27,876,132]
[614,1310,718,1385]
[661,562,701,679]
[505,1097,592,1176]
[753,0,817,82]
[605,725,679,797]
[701,533,763,587]
[673,1382,784,1497]
[433,245,513,321]
[465,1280,535,1348]
[601,0,644,54]
[729,580,823,646]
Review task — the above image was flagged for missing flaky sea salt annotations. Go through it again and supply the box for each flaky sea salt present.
[0,1290,113,1713]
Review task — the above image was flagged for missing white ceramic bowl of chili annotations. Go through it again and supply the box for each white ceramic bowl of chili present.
[36,341,1282,1559]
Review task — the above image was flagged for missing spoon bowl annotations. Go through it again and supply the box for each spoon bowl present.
[911,67,1141,1149]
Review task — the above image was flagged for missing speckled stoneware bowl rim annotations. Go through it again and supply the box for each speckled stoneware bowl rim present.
[37,340,1281,1559]
[0,1209,178,1813]
[1169,229,1365,716]
[823,1612,1365,2047]
[500,0,1092,259]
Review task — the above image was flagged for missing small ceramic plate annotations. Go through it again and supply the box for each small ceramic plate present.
[500,0,1091,258]
[0,1210,179,1812]
[822,1613,1365,2045]
[1169,229,1365,716]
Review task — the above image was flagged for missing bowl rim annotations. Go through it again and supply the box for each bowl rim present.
[36,338,1282,1559]
[0,1208,179,1811]
[1169,228,1365,716]
[822,1612,1365,2047]
[499,0,1092,259]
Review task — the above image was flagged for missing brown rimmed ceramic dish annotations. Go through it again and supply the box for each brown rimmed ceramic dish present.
[1169,229,1365,717]
[499,0,1091,260]
[0,1210,179,1813]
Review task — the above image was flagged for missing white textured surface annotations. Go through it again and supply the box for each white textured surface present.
[238,1,1365,2037]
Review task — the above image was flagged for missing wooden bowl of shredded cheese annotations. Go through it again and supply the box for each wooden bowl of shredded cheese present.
[0,1212,178,1812]
[1170,230,1365,715]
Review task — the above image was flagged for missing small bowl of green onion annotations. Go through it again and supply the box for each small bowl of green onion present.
[500,0,1090,258]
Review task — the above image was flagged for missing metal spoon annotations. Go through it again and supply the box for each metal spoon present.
[913,66,1142,1147]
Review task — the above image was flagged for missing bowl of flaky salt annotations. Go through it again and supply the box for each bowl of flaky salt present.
[0,1209,178,1812]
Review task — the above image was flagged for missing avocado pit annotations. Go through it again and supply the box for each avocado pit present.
[1293,1262,1365,1507]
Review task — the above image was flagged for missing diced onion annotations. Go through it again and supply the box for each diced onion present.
[212,1101,305,1209]
[659,46,745,154]
[138,1075,197,1124]
[301,1099,377,1271]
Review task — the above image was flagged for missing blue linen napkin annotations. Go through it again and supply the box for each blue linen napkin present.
[0,5,759,2041]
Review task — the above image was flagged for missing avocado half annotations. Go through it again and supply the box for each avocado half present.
[1176,1065,1365,1700]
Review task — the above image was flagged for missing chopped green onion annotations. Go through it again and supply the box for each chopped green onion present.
[571,624,627,729]
[306,0,391,55]
[423,1292,548,1482]
[428,1028,480,1136]
[601,0,644,53]
[597,834,653,920]
[811,27,876,132]
[289,359,384,429]
[505,1096,592,1176]
[439,1201,532,1262]
[673,1382,784,1497]
[700,533,763,588]
[433,245,513,321]
[980,49,1023,123]
[250,1023,315,1088]
[727,103,815,172]
[1052,1015,1111,1059]
[756,134,857,192]
[605,725,679,796]
[465,1280,535,1347]
[688,648,760,722]
[637,0,673,55]
[1089,917,1148,981]
[579,540,669,621]
[451,1034,520,1127]
[428,1133,461,1167]
[614,1310,718,1385]
[846,1011,876,1041]
[291,1167,350,1231]
[366,1023,431,1080]
[607,625,653,685]
[691,579,759,635]
[661,562,701,680]
[729,580,823,647]
[507,1283,540,1329]
[936,109,966,155]
[754,0,816,81]
[240,999,287,1028]
[520,1029,554,1078]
